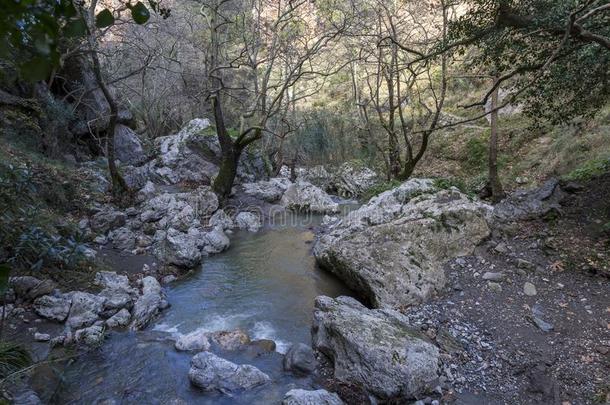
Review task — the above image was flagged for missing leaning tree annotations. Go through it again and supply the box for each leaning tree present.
[200,0,349,199]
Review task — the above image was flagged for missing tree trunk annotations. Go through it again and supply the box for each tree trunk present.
[88,36,129,199]
[388,133,402,179]
[213,147,240,200]
[397,159,416,181]
[489,81,505,203]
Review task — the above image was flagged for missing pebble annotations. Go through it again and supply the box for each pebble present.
[595,345,609,355]
[488,282,503,293]
[482,272,505,282]
[517,259,535,270]
[524,282,537,296]
[494,242,509,254]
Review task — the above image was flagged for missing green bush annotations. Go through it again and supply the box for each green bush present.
[433,177,467,192]
[464,136,488,172]
[563,157,610,181]
[0,162,90,272]
[362,179,402,201]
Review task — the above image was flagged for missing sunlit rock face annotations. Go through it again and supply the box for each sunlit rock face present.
[314,179,492,308]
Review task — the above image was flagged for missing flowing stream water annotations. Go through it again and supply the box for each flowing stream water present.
[50,204,356,404]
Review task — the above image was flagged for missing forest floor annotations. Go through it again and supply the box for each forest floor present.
[397,173,610,405]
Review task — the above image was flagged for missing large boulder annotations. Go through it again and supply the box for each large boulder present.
[130,276,164,330]
[9,276,41,299]
[312,296,439,400]
[33,295,71,322]
[295,163,380,198]
[281,181,339,213]
[242,177,291,202]
[295,165,332,189]
[152,118,219,185]
[282,389,344,405]
[328,162,380,198]
[188,352,270,393]
[151,119,267,185]
[314,180,491,308]
[114,124,146,166]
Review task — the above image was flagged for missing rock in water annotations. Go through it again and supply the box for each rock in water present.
[208,330,250,351]
[282,389,344,405]
[208,209,234,230]
[314,179,491,308]
[281,181,339,213]
[235,212,262,232]
[283,343,317,374]
[312,296,439,400]
[161,227,204,268]
[175,329,211,352]
[130,277,163,330]
[74,325,104,346]
[188,352,270,393]
[105,308,131,328]
[202,227,230,254]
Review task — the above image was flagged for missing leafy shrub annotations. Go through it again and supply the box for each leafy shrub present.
[433,177,467,192]
[464,136,488,172]
[0,162,90,273]
[564,157,610,181]
[362,179,402,201]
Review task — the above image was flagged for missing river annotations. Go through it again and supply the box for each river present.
[51,205,356,404]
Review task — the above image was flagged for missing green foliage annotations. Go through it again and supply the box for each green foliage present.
[464,136,488,171]
[0,0,166,81]
[129,2,151,25]
[563,157,610,181]
[0,342,31,378]
[446,0,610,123]
[0,160,91,273]
[95,9,115,28]
[362,179,402,201]
[433,177,467,193]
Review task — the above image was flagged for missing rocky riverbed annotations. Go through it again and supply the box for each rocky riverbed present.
[2,118,608,405]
